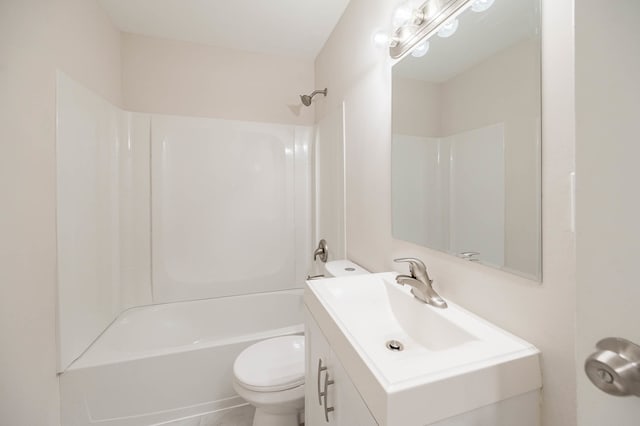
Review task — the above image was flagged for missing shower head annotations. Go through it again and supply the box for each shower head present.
[300,88,327,106]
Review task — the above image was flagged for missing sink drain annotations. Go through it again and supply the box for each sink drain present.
[386,340,404,352]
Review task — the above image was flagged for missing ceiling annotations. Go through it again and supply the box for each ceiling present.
[98,0,351,59]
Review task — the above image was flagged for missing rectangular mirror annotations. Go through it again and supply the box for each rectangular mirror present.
[391,0,541,280]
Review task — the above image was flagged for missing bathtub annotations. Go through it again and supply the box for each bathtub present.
[60,290,304,426]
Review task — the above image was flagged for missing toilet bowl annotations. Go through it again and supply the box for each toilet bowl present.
[233,335,305,426]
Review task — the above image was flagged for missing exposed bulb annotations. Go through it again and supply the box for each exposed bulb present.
[373,30,390,48]
[437,18,459,38]
[393,4,413,28]
[471,0,495,12]
[411,40,430,58]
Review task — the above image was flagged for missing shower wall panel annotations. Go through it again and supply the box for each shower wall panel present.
[151,115,308,302]
[314,104,346,263]
[56,73,152,371]
[56,72,122,371]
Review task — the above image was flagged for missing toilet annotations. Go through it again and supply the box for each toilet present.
[233,260,368,426]
[233,335,305,426]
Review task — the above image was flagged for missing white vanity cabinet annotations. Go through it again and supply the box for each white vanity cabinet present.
[305,308,378,426]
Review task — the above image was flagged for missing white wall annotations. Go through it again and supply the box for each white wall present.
[0,0,122,423]
[122,33,315,126]
[315,1,577,425]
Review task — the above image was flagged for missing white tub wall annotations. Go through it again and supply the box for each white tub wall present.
[56,77,154,371]
[56,73,123,372]
[314,104,346,265]
[295,125,314,285]
[118,112,153,311]
[150,115,310,303]
[315,1,576,426]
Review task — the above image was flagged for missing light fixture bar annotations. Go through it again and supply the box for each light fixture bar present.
[389,0,471,59]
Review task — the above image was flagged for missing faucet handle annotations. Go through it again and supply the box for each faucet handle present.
[393,258,427,278]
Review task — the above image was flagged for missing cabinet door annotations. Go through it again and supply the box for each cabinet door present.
[305,309,334,426]
[305,309,378,426]
[332,352,379,426]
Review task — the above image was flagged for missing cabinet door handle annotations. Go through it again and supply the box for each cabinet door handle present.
[317,358,327,405]
[322,372,335,422]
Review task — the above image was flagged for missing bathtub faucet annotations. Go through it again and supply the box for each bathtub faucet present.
[313,239,328,263]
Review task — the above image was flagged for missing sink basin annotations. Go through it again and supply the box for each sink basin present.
[304,272,541,425]
[384,276,475,351]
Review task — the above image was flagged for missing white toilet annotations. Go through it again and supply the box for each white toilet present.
[233,335,305,426]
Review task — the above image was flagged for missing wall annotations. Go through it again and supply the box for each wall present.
[122,33,315,125]
[0,0,121,423]
[315,0,577,425]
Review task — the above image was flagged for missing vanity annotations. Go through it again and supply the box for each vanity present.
[304,273,541,426]
[304,0,544,423]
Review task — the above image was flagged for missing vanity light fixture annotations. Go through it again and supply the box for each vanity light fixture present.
[411,40,430,57]
[381,0,495,58]
[393,3,414,27]
[393,2,426,28]
[437,18,459,38]
[388,0,472,58]
[471,0,495,13]
[373,30,391,48]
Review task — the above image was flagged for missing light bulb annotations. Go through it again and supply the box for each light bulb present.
[471,0,495,12]
[393,4,413,28]
[372,30,390,48]
[411,40,430,58]
[437,18,459,38]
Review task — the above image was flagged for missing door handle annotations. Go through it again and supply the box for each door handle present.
[585,337,640,397]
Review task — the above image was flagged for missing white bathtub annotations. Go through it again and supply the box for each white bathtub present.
[60,290,304,426]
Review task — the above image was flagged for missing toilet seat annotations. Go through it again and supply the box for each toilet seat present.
[233,335,305,392]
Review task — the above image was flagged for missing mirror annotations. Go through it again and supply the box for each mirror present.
[391,0,541,280]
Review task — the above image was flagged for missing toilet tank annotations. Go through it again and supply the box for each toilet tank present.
[323,260,369,278]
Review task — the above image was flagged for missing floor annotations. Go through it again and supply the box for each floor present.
[158,404,255,426]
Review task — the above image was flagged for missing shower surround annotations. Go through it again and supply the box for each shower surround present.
[56,74,311,425]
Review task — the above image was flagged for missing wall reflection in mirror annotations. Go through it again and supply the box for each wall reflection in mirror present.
[391,0,541,280]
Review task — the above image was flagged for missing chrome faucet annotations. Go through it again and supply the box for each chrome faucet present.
[394,258,447,309]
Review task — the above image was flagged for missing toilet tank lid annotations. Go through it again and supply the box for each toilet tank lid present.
[233,335,305,391]
[324,259,369,277]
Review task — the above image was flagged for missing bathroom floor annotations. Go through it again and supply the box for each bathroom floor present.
[159,405,255,426]
[158,405,305,426]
